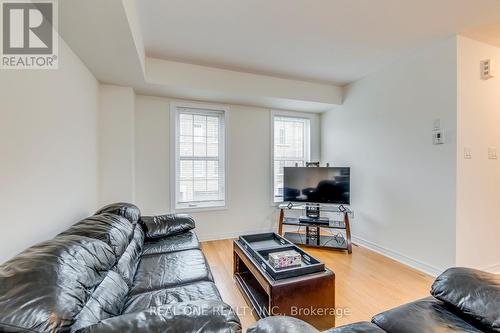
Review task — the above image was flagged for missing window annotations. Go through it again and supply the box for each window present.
[273,115,310,202]
[172,103,226,210]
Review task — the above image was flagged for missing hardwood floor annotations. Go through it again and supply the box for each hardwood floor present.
[200,239,434,332]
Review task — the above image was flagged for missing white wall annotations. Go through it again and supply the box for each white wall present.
[0,39,99,263]
[134,95,171,213]
[456,36,500,273]
[134,95,320,240]
[98,85,135,205]
[321,37,458,275]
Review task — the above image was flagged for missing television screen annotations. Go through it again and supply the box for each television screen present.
[283,167,350,205]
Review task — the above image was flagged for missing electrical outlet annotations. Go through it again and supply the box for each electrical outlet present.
[464,146,472,159]
[488,147,497,159]
[481,59,495,80]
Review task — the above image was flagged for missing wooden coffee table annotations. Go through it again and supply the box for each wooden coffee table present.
[233,239,335,330]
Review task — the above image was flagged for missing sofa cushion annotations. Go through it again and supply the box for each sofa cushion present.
[95,202,141,224]
[142,230,200,255]
[76,301,241,333]
[0,235,116,332]
[72,271,129,332]
[247,316,320,333]
[130,249,213,295]
[59,213,134,258]
[326,322,386,333]
[431,267,500,332]
[140,214,195,239]
[123,281,221,314]
[112,225,145,287]
[372,297,483,333]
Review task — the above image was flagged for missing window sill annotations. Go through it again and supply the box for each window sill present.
[173,205,229,214]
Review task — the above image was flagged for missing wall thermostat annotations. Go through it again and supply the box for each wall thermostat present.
[433,131,444,145]
[433,119,444,145]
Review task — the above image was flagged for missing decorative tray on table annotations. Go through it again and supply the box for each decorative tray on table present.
[238,232,325,280]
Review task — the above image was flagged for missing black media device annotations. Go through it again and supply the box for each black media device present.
[300,204,329,225]
[299,215,330,225]
[305,205,320,219]
[283,167,351,205]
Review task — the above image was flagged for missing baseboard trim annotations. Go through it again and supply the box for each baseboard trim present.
[200,231,496,276]
[352,235,444,277]
[198,228,275,242]
[481,263,500,274]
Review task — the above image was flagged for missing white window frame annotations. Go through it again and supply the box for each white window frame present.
[170,101,229,212]
[271,111,312,204]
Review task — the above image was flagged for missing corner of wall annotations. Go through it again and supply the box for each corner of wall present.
[455,36,500,269]
[98,84,136,205]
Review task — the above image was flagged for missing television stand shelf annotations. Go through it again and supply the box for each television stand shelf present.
[277,204,353,254]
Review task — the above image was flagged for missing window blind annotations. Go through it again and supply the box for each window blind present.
[175,107,226,209]
[273,116,310,202]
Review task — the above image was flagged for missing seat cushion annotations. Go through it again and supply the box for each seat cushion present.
[142,230,200,255]
[130,249,213,295]
[247,316,321,333]
[77,300,241,333]
[123,281,222,314]
[372,297,483,333]
[431,267,500,332]
[326,322,386,333]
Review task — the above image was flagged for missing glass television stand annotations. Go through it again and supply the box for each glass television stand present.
[277,203,353,254]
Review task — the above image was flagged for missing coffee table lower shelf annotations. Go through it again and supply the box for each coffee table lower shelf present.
[234,272,269,319]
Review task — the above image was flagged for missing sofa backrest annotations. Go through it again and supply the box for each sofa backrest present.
[68,205,146,331]
[59,213,135,258]
[113,224,145,287]
[0,203,145,333]
[95,203,141,225]
[71,270,130,332]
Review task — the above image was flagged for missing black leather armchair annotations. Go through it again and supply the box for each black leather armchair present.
[247,267,500,333]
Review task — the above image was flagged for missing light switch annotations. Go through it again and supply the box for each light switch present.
[464,146,472,159]
[488,147,497,159]
[433,119,441,131]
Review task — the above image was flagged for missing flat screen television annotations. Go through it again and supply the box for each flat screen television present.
[283,167,350,205]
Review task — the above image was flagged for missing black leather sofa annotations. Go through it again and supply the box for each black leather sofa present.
[248,267,500,333]
[0,203,241,333]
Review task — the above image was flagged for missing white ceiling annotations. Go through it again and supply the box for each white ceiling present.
[58,0,343,112]
[138,0,500,85]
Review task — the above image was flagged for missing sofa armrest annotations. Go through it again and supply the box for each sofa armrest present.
[76,301,241,333]
[140,214,195,239]
[247,317,320,333]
